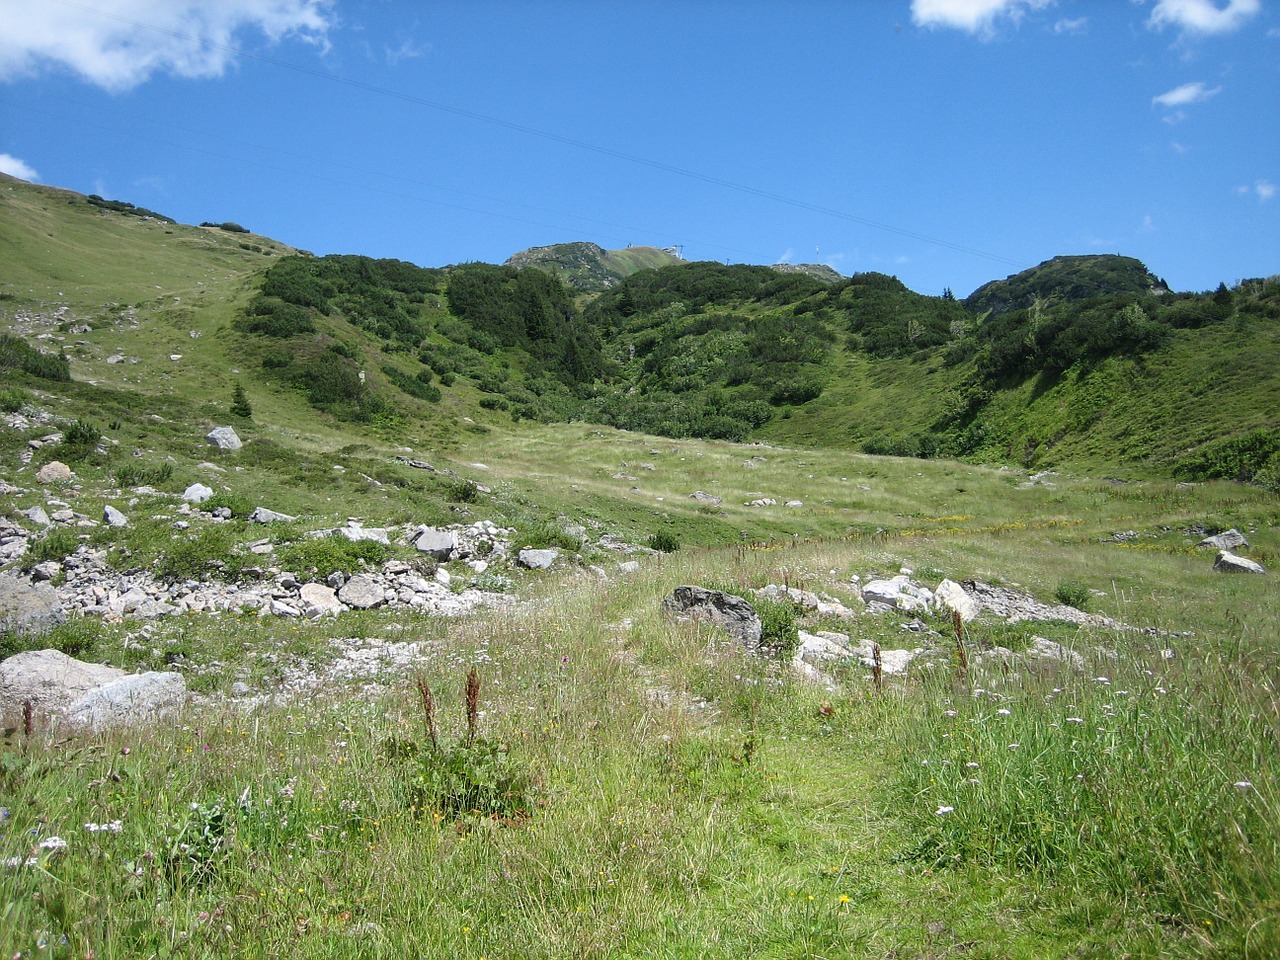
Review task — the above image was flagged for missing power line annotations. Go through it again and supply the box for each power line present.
[48,0,1028,271]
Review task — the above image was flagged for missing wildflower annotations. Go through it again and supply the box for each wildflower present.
[996,708,1011,716]
[935,805,955,815]
[1066,717,1084,723]
[1008,743,1020,749]
[965,762,979,769]
[943,710,957,717]
[39,836,67,852]
[1234,781,1253,791]
[84,820,123,833]
[839,894,851,903]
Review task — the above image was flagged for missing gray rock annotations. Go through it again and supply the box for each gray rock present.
[662,585,763,651]
[785,500,804,508]
[618,560,641,575]
[205,426,242,450]
[36,461,73,484]
[182,483,214,503]
[103,505,128,527]
[1214,550,1265,574]
[1198,529,1248,550]
[862,576,933,614]
[249,507,296,524]
[299,583,344,617]
[229,681,251,697]
[0,575,66,637]
[414,527,456,560]
[22,506,51,526]
[270,599,301,617]
[517,548,559,570]
[30,561,61,582]
[64,671,186,731]
[338,574,385,609]
[689,491,722,506]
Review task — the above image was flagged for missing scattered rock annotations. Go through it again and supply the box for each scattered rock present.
[0,574,66,637]
[1,649,122,725]
[662,585,763,651]
[249,507,296,524]
[338,574,385,610]
[103,505,128,527]
[299,583,344,618]
[413,527,456,560]
[689,491,722,506]
[21,506,51,526]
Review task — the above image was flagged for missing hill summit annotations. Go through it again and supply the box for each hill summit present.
[504,242,682,292]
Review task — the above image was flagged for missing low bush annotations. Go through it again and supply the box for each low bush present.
[647,530,680,553]
[277,534,390,579]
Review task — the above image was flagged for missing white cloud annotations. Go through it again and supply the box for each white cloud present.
[0,0,334,93]
[775,249,795,264]
[1252,179,1277,201]
[1149,0,1261,35]
[911,0,1052,35]
[0,152,39,180]
[1152,81,1221,107]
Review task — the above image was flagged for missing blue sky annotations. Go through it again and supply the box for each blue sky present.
[1,0,1276,297]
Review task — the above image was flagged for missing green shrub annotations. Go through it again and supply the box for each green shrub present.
[201,492,255,517]
[153,525,248,581]
[517,519,583,551]
[445,479,482,503]
[754,596,800,657]
[1053,581,1090,610]
[648,530,680,553]
[0,387,31,412]
[63,419,102,447]
[114,462,174,488]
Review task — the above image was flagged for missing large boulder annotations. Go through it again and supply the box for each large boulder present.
[182,483,214,503]
[1199,529,1248,550]
[934,579,979,622]
[662,585,763,650]
[205,426,242,450]
[1214,550,1265,574]
[1,649,122,722]
[36,461,73,484]
[517,548,559,570]
[63,671,186,731]
[0,574,66,637]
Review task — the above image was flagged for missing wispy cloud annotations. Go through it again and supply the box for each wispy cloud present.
[775,249,795,264]
[385,35,426,67]
[910,0,1052,37]
[1152,80,1221,107]
[0,0,334,93]
[1054,17,1089,35]
[0,152,39,181]
[1148,0,1261,36]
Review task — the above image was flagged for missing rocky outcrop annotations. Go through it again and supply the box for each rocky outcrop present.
[205,426,241,450]
[662,586,763,650]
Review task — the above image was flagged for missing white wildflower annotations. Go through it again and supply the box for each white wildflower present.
[1234,781,1253,791]
[38,836,67,852]
[935,805,955,815]
[84,820,123,833]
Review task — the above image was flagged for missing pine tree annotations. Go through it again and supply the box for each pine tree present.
[230,382,253,420]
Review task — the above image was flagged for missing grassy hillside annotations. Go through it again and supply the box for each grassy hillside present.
[2,175,1280,957]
